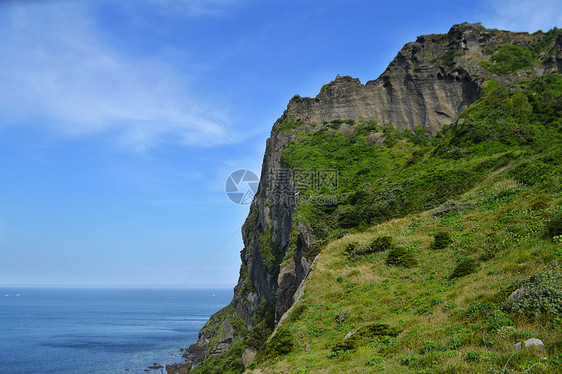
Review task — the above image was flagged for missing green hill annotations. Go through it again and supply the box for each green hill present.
[185,24,562,374]
[241,73,562,374]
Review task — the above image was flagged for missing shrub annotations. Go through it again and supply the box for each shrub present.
[431,231,452,249]
[277,118,303,132]
[419,341,448,354]
[399,353,418,366]
[437,49,463,68]
[346,236,394,260]
[509,159,550,186]
[366,356,383,366]
[331,323,399,353]
[286,303,307,323]
[483,45,538,74]
[503,271,562,317]
[465,301,495,318]
[465,351,481,363]
[344,242,361,260]
[368,236,394,252]
[487,310,514,332]
[331,339,356,354]
[248,319,273,349]
[335,311,350,324]
[546,212,562,240]
[386,247,418,267]
[247,301,274,348]
[450,259,479,279]
[337,205,364,229]
[265,327,294,358]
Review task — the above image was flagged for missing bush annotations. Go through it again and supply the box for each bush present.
[368,236,393,252]
[335,311,350,324]
[331,323,399,353]
[247,301,275,348]
[331,339,356,354]
[546,212,562,240]
[484,45,538,74]
[248,319,273,349]
[277,118,303,132]
[366,356,383,366]
[265,327,294,358]
[437,49,463,68]
[504,271,562,317]
[345,236,394,260]
[487,310,515,332]
[399,354,418,366]
[450,259,479,279]
[465,351,481,363]
[431,231,452,249]
[386,247,418,267]
[286,303,307,323]
[509,159,550,186]
[344,242,361,261]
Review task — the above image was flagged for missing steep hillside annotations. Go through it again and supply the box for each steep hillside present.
[183,23,562,374]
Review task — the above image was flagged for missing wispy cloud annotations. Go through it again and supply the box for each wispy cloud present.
[0,2,240,151]
[143,0,251,17]
[482,0,562,32]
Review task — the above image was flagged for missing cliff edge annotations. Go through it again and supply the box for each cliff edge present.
[185,22,562,372]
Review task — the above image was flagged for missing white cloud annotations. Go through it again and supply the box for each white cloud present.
[143,0,250,17]
[482,0,562,32]
[0,2,238,151]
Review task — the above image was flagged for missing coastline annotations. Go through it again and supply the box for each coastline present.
[162,344,197,374]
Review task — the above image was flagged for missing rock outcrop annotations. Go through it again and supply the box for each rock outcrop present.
[513,338,545,349]
[186,22,562,368]
[286,23,560,134]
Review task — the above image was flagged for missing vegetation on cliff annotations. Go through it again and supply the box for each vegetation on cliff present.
[188,25,562,374]
[242,72,562,373]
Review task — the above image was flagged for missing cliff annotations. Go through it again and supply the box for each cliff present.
[185,22,562,373]
[286,22,560,134]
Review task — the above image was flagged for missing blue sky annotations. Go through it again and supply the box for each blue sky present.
[0,0,561,288]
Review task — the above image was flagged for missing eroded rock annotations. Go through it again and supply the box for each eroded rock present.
[513,338,544,349]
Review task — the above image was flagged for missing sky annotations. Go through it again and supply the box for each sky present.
[0,0,561,289]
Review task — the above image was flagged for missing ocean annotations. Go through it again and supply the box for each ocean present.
[0,288,232,374]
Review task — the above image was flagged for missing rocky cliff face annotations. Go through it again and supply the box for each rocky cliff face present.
[287,23,560,134]
[188,22,562,368]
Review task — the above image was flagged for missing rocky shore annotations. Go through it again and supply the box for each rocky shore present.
[162,346,197,374]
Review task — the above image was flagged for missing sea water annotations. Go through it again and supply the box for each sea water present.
[0,288,232,374]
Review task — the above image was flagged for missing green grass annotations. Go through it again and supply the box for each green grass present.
[479,29,562,75]
[432,49,463,68]
[481,45,538,74]
[250,183,562,373]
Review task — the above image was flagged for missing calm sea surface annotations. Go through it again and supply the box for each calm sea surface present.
[0,288,232,374]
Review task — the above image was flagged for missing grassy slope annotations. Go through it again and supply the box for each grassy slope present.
[253,183,561,373]
[247,74,562,373]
